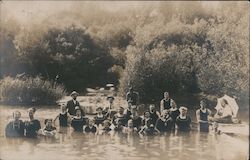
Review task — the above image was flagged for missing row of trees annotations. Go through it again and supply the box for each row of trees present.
[0,2,248,106]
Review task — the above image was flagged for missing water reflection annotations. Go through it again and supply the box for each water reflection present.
[0,106,249,160]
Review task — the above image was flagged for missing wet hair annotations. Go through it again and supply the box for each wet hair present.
[44,119,52,125]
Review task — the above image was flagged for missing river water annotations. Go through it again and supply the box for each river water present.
[0,105,249,160]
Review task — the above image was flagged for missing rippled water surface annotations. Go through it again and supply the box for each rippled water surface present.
[0,105,249,160]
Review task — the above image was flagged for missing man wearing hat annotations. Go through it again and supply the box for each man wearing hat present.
[66,91,82,116]
[126,86,139,106]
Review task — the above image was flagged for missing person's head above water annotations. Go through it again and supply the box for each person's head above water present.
[149,104,156,112]
[117,106,124,114]
[144,111,150,119]
[96,107,103,114]
[103,120,111,128]
[200,99,207,109]
[70,91,79,100]
[162,109,170,117]
[88,118,95,127]
[28,107,36,119]
[75,106,82,117]
[44,119,53,127]
[107,95,115,103]
[164,92,170,99]
[127,119,133,128]
[13,111,21,121]
[179,106,188,116]
[61,104,67,112]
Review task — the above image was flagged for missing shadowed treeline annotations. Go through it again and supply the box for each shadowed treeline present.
[0,1,249,106]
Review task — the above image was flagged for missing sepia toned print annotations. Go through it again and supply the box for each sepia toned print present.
[0,1,249,160]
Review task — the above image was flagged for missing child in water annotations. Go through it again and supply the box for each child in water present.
[123,119,138,134]
[42,119,56,137]
[94,107,107,127]
[54,105,69,127]
[84,119,97,134]
[71,107,87,132]
[139,120,159,136]
[99,120,112,135]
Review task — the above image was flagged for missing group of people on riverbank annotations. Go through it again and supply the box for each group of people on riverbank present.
[5,88,237,138]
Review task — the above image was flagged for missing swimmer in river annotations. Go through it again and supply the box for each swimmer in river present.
[24,107,41,138]
[54,104,69,127]
[5,111,25,138]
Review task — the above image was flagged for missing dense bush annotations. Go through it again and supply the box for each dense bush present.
[1,2,248,107]
[0,76,66,105]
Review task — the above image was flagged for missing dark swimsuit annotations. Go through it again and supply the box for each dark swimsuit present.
[199,109,209,132]
[59,112,68,127]
[25,119,41,138]
[85,126,97,133]
[94,115,107,126]
[176,116,191,132]
[71,117,86,132]
[162,99,172,110]
[5,120,25,137]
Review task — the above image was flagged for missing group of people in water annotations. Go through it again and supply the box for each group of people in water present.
[5,87,236,138]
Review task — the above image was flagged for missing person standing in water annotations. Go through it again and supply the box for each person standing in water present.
[169,100,180,129]
[84,119,97,134]
[149,104,160,126]
[54,104,69,127]
[71,107,87,132]
[94,107,107,127]
[175,106,192,132]
[5,111,25,137]
[126,86,139,106]
[24,107,41,138]
[160,92,176,114]
[196,99,212,132]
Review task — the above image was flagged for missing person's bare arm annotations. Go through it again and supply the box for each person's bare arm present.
[196,110,200,123]
[160,100,164,114]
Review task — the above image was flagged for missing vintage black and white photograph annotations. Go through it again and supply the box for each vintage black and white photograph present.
[0,1,249,160]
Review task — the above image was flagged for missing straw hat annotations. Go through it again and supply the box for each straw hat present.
[70,91,79,96]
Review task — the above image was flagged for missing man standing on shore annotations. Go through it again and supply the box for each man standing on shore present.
[66,91,83,116]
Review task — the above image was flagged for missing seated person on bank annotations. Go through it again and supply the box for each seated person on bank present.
[214,99,233,123]
[5,111,25,138]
